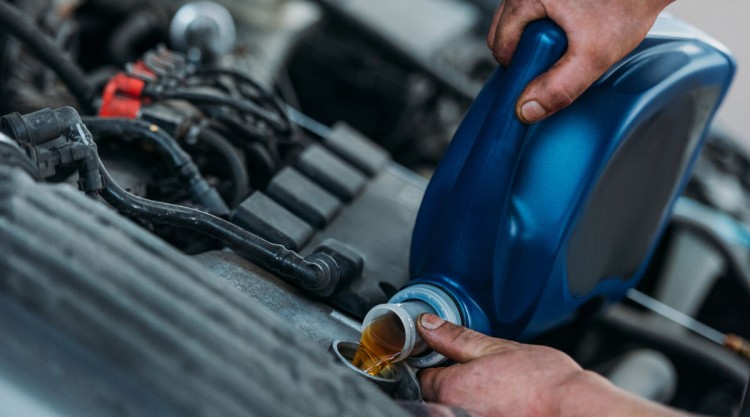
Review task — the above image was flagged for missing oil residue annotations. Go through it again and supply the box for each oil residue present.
[351,313,405,376]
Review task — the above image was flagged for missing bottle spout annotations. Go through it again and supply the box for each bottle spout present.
[361,283,463,368]
[361,301,436,363]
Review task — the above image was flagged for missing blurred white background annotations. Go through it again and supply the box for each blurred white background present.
[667,1,750,149]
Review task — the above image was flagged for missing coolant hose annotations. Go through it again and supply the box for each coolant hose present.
[0,1,96,113]
[82,117,230,216]
[98,161,340,297]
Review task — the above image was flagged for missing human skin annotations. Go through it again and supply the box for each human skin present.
[487,0,675,123]
[417,314,693,417]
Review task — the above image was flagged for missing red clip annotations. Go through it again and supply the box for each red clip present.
[99,72,147,118]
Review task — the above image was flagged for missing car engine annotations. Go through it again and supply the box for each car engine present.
[0,1,749,416]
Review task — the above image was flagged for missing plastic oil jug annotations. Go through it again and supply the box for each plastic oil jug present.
[366,15,735,368]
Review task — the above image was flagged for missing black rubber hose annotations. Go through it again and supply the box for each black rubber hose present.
[0,1,96,113]
[82,117,230,216]
[191,67,274,98]
[189,68,294,134]
[213,112,273,142]
[158,90,288,133]
[98,161,340,297]
[198,128,249,207]
[82,117,188,169]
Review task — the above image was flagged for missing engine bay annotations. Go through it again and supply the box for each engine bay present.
[1,1,749,416]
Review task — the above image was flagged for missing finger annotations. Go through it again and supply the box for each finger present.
[417,314,516,363]
[516,44,613,123]
[486,2,504,51]
[492,1,546,65]
[418,366,458,402]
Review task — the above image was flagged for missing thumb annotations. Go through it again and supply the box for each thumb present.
[516,46,612,123]
[417,314,516,363]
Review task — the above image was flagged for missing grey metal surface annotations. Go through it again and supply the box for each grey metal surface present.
[315,0,481,97]
[329,340,402,394]
[225,0,323,89]
[304,164,426,318]
[193,250,361,348]
[0,166,410,417]
[329,340,422,401]
[193,148,426,345]
[321,0,478,59]
[169,2,237,58]
[0,296,185,417]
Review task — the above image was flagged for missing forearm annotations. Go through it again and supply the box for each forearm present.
[559,371,693,417]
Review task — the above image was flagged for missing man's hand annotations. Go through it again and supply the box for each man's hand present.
[487,0,674,123]
[417,314,690,417]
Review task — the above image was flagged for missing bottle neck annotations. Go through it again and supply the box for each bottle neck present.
[361,283,463,368]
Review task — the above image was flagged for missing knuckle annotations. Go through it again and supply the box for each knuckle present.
[545,84,576,110]
[575,40,620,73]
[495,44,514,65]
[448,325,480,346]
[587,49,618,72]
[492,50,506,65]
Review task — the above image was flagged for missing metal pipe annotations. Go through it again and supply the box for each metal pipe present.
[626,289,724,344]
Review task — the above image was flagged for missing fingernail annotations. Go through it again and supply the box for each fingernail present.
[420,314,444,330]
[520,100,546,123]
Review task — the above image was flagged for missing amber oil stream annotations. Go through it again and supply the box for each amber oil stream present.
[351,313,406,376]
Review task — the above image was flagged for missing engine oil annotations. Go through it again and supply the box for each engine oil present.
[351,314,404,376]
[351,300,445,374]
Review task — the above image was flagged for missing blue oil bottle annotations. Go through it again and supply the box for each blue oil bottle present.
[381,15,735,362]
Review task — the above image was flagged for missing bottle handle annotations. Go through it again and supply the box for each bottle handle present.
[411,20,568,285]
